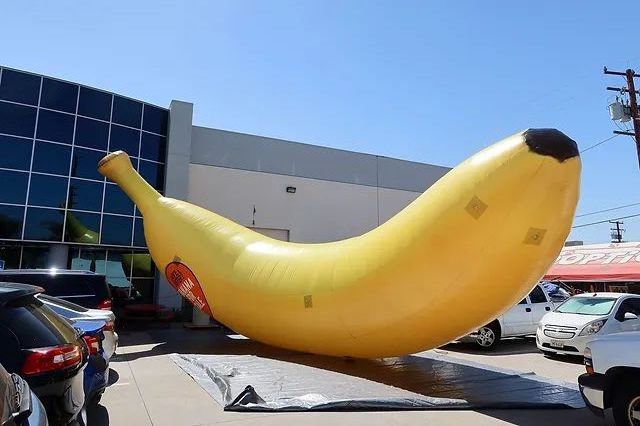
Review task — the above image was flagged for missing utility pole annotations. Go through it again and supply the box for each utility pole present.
[609,220,625,243]
[604,67,640,169]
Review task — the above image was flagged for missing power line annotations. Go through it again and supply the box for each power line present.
[573,212,640,229]
[579,134,619,154]
[604,67,640,169]
[575,201,640,218]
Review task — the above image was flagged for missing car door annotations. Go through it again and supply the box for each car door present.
[500,297,532,336]
[527,284,554,334]
[614,297,640,333]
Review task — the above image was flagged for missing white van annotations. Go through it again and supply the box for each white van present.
[467,282,569,349]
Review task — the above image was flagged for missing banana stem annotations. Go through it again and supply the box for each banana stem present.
[98,151,161,215]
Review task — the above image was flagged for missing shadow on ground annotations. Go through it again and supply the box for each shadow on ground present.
[443,337,540,356]
[102,325,604,425]
[87,404,109,425]
[107,368,120,386]
[442,337,584,365]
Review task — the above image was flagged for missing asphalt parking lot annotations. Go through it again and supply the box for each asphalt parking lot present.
[89,327,612,426]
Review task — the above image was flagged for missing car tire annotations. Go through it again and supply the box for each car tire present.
[612,380,640,426]
[475,322,501,350]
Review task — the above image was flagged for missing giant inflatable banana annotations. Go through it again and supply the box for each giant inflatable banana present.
[98,129,580,358]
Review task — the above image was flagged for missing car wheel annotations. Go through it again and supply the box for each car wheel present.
[475,323,500,350]
[612,381,640,426]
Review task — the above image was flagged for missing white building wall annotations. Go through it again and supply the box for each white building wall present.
[188,164,423,243]
[378,188,421,224]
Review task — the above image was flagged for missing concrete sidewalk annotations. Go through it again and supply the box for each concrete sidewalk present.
[90,328,608,426]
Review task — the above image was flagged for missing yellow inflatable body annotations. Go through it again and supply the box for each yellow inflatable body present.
[99,129,580,358]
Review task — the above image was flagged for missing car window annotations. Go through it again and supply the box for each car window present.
[0,296,78,348]
[556,297,616,315]
[518,298,527,305]
[38,293,89,312]
[629,298,640,313]
[542,282,571,301]
[528,286,547,304]
[615,298,640,321]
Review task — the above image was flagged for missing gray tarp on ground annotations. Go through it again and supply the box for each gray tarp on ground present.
[170,350,584,411]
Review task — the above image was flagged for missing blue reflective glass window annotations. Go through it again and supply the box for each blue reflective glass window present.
[0,135,32,170]
[138,160,164,191]
[40,78,78,113]
[109,124,139,155]
[142,105,168,135]
[71,148,103,181]
[28,174,68,208]
[0,244,21,269]
[104,184,134,215]
[75,117,108,150]
[112,96,142,128]
[24,207,64,241]
[21,246,49,268]
[0,101,37,137]
[36,109,75,144]
[65,211,100,244]
[0,170,28,204]
[133,218,146,247]
[32,141,71,175]
[101,215,133,246]
[131,278,154,302]
[0,70,40,105]
[78,87,111,121]
[130,252,153,277]
[68,179,103,211]
[140,132,166,162]
[0,204,24,239]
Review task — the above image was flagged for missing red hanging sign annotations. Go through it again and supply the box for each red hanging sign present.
[165,262,212,316]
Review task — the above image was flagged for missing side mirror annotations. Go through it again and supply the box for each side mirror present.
[624,312,638,321]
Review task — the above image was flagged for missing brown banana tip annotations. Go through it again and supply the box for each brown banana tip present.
[98,151,129,170]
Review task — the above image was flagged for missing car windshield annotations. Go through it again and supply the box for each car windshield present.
[555,297,617,315]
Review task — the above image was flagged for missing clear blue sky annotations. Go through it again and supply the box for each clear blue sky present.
[2,1,638,243]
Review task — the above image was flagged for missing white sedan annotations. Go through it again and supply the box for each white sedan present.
[536,292,640,356]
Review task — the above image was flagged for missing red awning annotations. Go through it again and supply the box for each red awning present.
[544,242,640,282]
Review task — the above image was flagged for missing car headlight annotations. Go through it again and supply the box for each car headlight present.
[579,319,607,336]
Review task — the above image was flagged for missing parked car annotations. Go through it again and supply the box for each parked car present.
[0,282,88,425]
[0,270,112,310]
[37,294,118,359]
[71,320,109,406]
[579,331,640,426]
[0,363,48,426]
[537,292,640,356]
[466,282,567,349]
